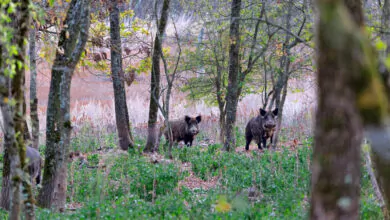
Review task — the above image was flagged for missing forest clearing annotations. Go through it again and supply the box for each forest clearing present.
[0,0,389,219]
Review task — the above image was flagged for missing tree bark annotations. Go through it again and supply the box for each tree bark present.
[382,0,390,55]
[37,0,91,211]
[29,24,39,149]
[144,0,170,152]
[223,0,241,151]
[0,126,11,211]
[0,0,34,218]
[0,96,16,213]
[23,97,31,142]
[10,0,34,218]
[267,0,295,148]
[12,1,34,215]
[310,0,373,218]
[0,7,12,212]
[369,0,390,218]
[109,0,134,151]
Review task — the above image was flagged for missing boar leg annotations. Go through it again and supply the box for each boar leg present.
[36,172,41,185]
[245,134,252,151]
[262,137,267,149]
[269,134,274,148]
[186,139,193,147]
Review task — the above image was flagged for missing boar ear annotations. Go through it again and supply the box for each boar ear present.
[185,115,191,124]
[272,108,279,116]
[196,115,202,123]
[260,108,267,116]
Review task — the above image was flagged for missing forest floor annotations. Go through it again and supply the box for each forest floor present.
[0,134,382,219]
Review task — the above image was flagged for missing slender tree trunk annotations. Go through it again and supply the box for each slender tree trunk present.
[29,24,39,149]
[37,0,91,211]
[272,82,288,148]
[11,0,34,218]
[158,83,174,157]
[7,105,22,220]
[23,97,31,142]
[0,19,11,212]
[0,0,35,218]
[0,99,15,213]
[223,0,241,151]
[219,110,225,144]
[144,0,170,152]
[109,0,134,151]
[0,133,11,211]
[369,0,390,217]
[310,0,367,218]
[383,0,390,55]
[269,0,293,148]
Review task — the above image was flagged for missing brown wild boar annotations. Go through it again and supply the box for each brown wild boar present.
[245,108,278,150]
[160,115,202,147]
[26,146,43,185]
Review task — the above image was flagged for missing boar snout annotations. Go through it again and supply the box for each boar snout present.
[189,127,199,135]
[264,123,276,129]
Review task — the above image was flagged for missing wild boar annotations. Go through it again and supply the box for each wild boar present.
[160,115,202,147]
[26,146,43,185]
[245,108,278,150]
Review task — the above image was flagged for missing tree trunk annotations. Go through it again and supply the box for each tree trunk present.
[0,0,35,218]
[219,110,225,144]
[272,82,288,148]
[0,12,12,212]
[10,0,34,218]
[144,0,170,152]
[23,97,31,142]
[381,0,390,55]
[29,24,39,149]
[369,0,390,217]
[37,0,91,211]
[0,132,11,211]
[268,0,293,148]
[310,0,369,218]
[109,0,134,151]
[223,0,241,151]
[0,99,15,213]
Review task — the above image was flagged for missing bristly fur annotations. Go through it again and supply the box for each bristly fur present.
[245,108,278,150]
[158,115,201,148]
[26,146,43,185]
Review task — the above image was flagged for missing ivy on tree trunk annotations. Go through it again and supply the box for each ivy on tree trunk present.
[0,0,34,218]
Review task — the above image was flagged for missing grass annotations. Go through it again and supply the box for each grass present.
[0,131,382,219]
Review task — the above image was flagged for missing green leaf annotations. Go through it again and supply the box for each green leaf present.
[49,0,55,7]
[7,2,16,14]
[375,40,387,51]
[384,56,390,69]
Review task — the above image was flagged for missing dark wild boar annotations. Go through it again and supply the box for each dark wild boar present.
[160,115,202,147]
[245,108,278,150]
[26,146,43,185]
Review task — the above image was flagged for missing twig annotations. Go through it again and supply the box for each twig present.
[364,148,386,208]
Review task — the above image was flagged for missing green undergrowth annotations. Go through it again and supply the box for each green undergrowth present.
[0,134,383,219]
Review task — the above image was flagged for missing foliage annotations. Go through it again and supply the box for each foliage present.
[181,0,313,108]
[0,133,381,219]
